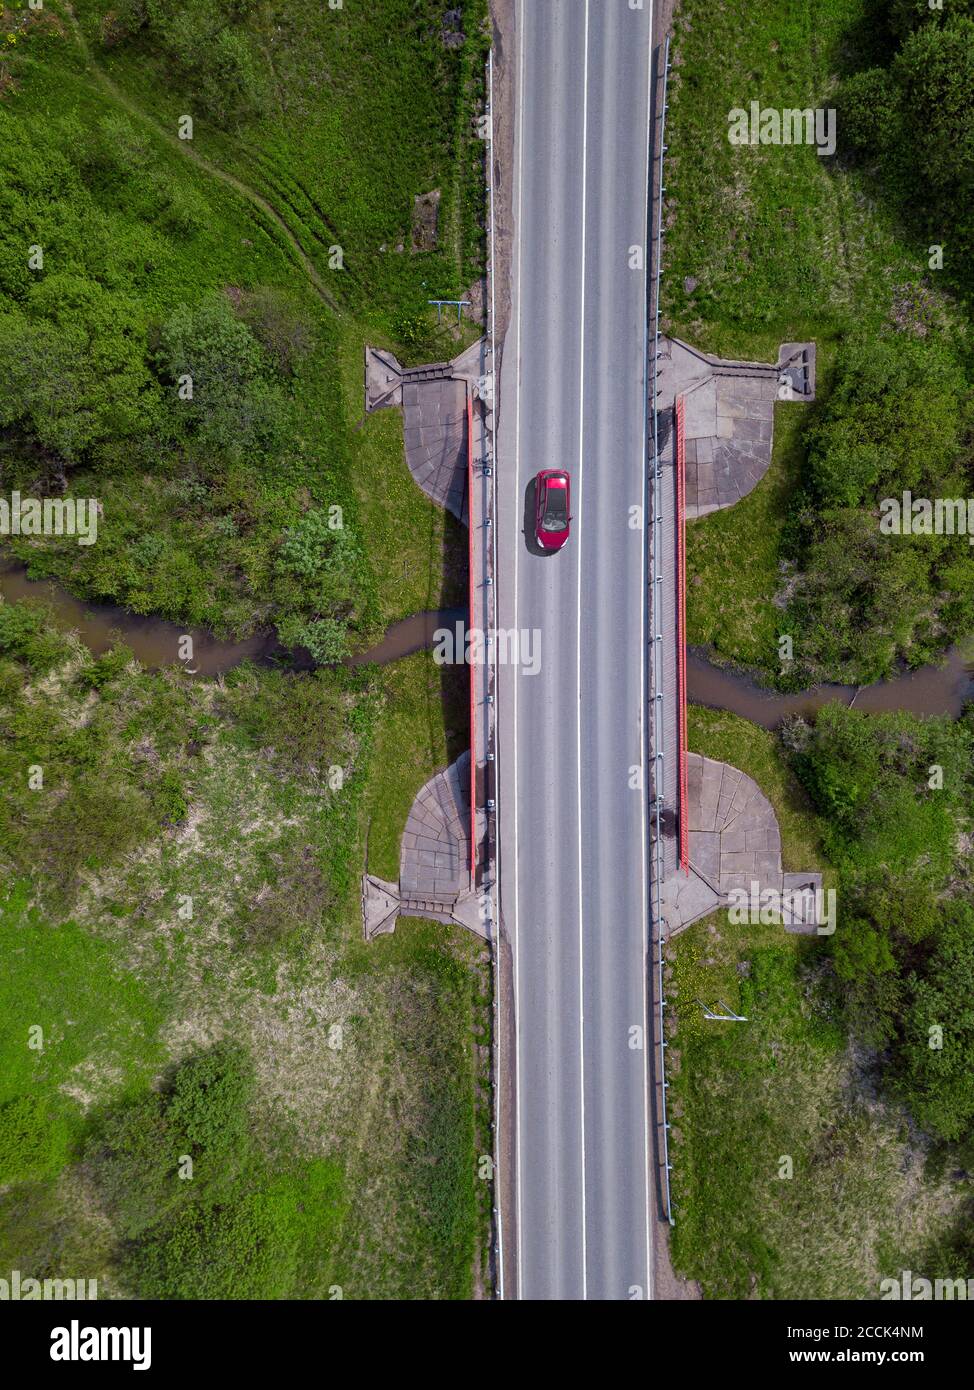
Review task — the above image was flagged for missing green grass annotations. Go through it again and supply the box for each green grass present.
[671,708,964,1296]
[688,705,832,883]
[666,0,969,684]
[335,650,486,1297]
[358,651,467,882]
[686,395,810,676]
[0,629,487,1298]
[0,882,165,1169]
[664,0,925,355]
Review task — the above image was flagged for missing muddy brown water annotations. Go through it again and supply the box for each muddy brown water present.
[687,645,974,729]
[349,607,466,666]
[0,562,278,676]
[3,560,972,720]
[0,560,464,677]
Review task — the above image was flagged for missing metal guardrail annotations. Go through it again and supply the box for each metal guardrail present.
[649,33,675,1228]
[676,393,689,876]
[485,46,505,1299]
[467,382,477,886]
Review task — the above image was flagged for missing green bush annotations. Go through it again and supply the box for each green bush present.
[0,1096,69,1185]
[278,615,350,665]
[837,67,901,154]
[0,601,72,674]
[85,1044,255,1240]
[129,1188,294,1299]
[803,334,965,510]
[155,295,287,462]
[787,333,973,683]
[838,9,974,295]
[898,902,974,1141]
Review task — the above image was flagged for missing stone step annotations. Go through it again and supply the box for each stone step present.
[399,897,456,916]
[402,362,454,383]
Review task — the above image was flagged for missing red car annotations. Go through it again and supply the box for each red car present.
[534,469,571,551]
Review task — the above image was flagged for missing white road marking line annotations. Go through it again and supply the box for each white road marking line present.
[512,1,526,1301]
[487,46,505,1305]
[576,0,590,1301]
[641,0,656,1305]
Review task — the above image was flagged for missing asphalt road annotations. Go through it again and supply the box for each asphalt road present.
[495,0,656,1300]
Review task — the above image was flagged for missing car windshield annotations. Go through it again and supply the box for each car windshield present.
[541,484,568,530]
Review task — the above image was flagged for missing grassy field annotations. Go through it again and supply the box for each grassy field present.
[685,395,810,677]
[0,625,488,1298]
[0,0,491,1299]
[0,0,485,644]
[671,708,966,1297]
[666,0,970,685]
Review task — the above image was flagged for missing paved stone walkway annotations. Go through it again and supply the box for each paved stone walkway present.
[365,344,479,524]
[402,374,468,521]
[401,753,470,900]
[361,751,492,941]
[656,336,815,519]
[659,753,821,933]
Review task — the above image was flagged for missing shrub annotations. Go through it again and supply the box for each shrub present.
[0,601,73,675]
[897,902,974,1141]
[155,296,287,461]
[0,1096,69,1185]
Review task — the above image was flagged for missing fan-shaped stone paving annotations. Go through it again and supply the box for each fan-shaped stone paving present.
[361,752,489,941]
[660,753,822,935]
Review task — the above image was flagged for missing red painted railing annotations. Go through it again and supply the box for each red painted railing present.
[466,384,477,887]
[675,394,689,875]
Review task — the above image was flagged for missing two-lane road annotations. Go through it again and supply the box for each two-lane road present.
[495,0,656,1300]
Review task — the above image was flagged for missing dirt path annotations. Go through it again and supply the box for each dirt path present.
[60,3,341,315]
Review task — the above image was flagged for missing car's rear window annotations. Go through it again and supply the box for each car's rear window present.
[542,484,568,529]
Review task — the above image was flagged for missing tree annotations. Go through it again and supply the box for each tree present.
[897,902,974,1142]
[84,1044,255,1240]
[803,334,965,510]
[894,17,974,230]
[156,296,286,460]
[0,292,159,465]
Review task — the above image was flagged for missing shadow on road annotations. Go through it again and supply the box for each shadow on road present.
[522,476,556,557]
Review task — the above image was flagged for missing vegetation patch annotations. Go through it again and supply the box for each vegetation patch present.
[672,707,974,1297]
[0,616,488,1297]
[668,0,974,687]
[0,0,487,645]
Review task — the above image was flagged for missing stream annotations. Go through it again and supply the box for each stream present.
[0,560,464,677]
[3,560,973,723]
[686,645,974,729]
